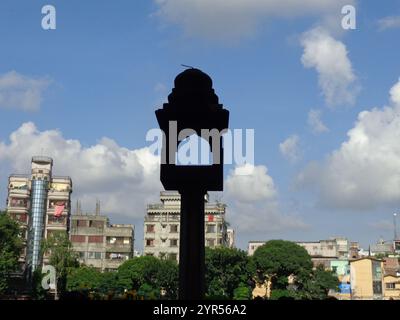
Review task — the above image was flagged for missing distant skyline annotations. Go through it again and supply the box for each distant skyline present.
[1,1,400,250]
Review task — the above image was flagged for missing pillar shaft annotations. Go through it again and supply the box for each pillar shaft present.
[179,189,205,300]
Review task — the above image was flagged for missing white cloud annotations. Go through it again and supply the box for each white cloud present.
[0,71,51,111]
[154,0,355,41]
[0,123,308,236]
[225,163,307,233]
[0,122,162,217]
[377,16,400,31]
[308,109,329,134]
[297,78,400,211]
[300,27,359,107]
[226,164,277,202]
[279,135,301,163]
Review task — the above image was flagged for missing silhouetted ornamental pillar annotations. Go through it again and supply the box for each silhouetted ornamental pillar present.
[155,68,229,300]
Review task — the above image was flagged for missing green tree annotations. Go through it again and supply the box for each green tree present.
[252,240,313,292]
[117,256,178,299]
[233,284,252,300]
[66,266,102,293]
[41,232,79,297]
[98,271,118,297]
[0,211,22,294]
[117,256,160,292]
[299,265,339,299]
[205,247,252,299]
[156,259,178,299]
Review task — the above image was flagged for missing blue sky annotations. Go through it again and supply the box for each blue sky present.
[1,0,400,250]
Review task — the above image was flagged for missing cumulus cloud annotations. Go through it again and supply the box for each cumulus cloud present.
[225,163,307,233]
[297,78,400,211]
[0,71,51,111]
[0,123,308,237]
[0,122,162,217]
[154,0,355,41]
[300,27,359,107]
[377,16,400,31]
[279,135,301,163]
[308,109,329,134]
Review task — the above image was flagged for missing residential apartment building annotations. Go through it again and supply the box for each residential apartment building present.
[248,238,349,266]
[6,156,72,276]
[350,257,385,300]
[143,191,229,262]
[383,274,400,299]
[70,213,134,271]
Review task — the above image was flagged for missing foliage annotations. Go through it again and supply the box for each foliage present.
[66,266,102,292]
[32,268,50,300]
[117,256,178,299]
[269,289,295,300]
[205,247,252,299]
[298,265,339,299]
[233,284,252,300]
[0,211,23,294]
[252,240,313,290]
[41,232,79,296]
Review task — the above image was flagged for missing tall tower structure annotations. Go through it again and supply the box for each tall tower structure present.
[7,156,72,278]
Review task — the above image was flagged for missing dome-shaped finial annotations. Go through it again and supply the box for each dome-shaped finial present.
[174,68,213,91]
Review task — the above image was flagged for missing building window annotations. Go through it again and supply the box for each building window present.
[78,252,85,259]
[206,225,216,233]
[77,220,87,227]
[170,224,178,233]
[146,239,154,247]
[170,239,178,247]
[88,252,102,259]
[88,236,103,243]
[206,239,215,247]
[48,215,66,225]
[9,198,29,208]
[169,253,177,261]
[71,235,86,243]
[386,283,396,290]
[332,266,338,273]
[89,220,104,228]
[146,224,155,233]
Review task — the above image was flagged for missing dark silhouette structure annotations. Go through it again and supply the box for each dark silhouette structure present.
[156,68,229,299]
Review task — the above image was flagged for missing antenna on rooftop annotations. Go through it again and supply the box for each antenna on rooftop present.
[95,199,100,216]
[181,64,195,69]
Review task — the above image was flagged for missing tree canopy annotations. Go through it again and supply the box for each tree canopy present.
[0,211,23,294]
[205,247,252,299]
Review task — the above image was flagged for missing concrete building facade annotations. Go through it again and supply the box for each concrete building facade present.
[143,191,229,262]
[6,156,72,276]
[248,238,349,263]
[350,257,385,300]
[70,213,134,272]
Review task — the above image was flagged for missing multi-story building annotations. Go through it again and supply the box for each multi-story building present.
[383,274,400,299]
[247,241,265,256]
[70,213,134,271]
[7,156,72,277]
[371,238,394,256]
[143,191,229,262]
[350,257,385,300]
[248,238,349,264]
[226,228,235,248]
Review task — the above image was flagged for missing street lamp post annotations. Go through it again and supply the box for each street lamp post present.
[155,68,229,300]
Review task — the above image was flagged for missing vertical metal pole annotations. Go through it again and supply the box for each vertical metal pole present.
[394,213,398,241]
[179,189,205,300]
